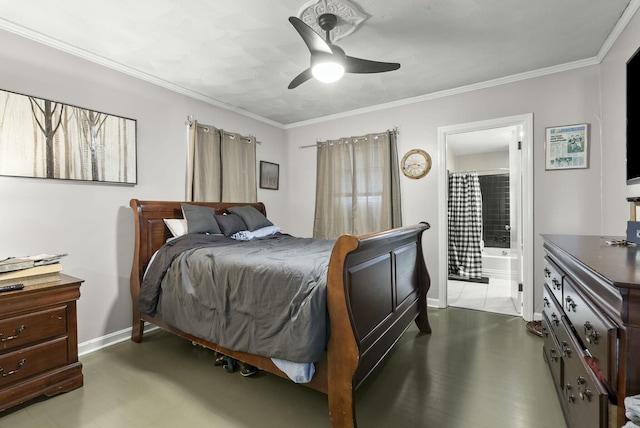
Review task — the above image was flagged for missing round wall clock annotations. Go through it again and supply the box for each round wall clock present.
[401,149,431,179]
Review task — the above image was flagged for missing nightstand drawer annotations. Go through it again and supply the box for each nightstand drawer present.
[0,305,67,352]
[0,336,69,388]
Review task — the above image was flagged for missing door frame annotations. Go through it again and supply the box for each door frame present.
[436,113,534,321]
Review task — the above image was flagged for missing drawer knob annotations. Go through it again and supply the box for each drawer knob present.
[561,340,572,357]
[544,268,551,277]
[552,278,561,290]
[551,313,560,326]
[550,348,559,362]
[0,324,26,342]
[0,358,26,378]
[584,321,600,344]
[543,297,550,308]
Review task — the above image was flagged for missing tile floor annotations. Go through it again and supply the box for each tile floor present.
[447,277,520,316]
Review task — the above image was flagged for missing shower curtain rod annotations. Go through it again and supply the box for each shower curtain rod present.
[451,168,509,174]
[185,115,261,144]
[298,127,399,149]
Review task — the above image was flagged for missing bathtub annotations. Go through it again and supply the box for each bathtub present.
[482,247,517,280]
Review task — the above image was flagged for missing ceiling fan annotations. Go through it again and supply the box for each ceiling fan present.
[287,13,400,89]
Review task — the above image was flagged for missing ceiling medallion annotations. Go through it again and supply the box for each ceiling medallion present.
[297,0,367,42]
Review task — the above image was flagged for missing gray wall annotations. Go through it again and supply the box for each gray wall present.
[0,29,287,345]
[0,7,638,346]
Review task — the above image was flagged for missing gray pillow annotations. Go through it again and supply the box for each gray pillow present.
[181,203,222,234]
[228,205,273,231]
[214,213,247,236]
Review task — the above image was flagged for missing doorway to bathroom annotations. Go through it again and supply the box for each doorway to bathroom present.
[437,114,533,320]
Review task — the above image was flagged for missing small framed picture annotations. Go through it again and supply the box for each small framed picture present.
[545,123,589,170]
[259,161,279,190]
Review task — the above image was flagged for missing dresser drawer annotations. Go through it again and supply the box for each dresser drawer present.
[0,336,70,388]
[0,305,68,352]
[563,279,616,386]
[544,256,564,305]
[542,314,562,388]
[562,335,609,428]
[542,284,563,339]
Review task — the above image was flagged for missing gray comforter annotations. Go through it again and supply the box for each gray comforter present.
[138,233,335,363]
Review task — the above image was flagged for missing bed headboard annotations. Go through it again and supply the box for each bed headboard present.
[129,199,267,288]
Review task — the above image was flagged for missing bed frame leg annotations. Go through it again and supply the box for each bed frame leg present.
[415,308,432,334]
[131,310,144,342]
[328,388,357,428]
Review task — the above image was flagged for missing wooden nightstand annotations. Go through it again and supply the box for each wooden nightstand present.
[0,274,83,411]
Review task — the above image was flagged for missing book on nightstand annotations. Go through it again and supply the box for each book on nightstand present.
[0,262,63,286]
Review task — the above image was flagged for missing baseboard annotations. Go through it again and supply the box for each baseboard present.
[78,323,158,357]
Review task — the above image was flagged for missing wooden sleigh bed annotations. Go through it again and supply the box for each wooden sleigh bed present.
[129,199,432,428]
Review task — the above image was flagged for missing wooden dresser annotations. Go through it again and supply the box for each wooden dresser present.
[0,274,83,411]
[542,235,640,428]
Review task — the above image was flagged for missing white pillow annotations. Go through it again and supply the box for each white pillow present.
[164,219,188,237]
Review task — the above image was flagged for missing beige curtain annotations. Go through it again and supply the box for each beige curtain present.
[313,130,402,239]
[187,121,257,202]
[220,131,257,202]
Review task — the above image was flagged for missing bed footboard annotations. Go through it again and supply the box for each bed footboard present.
[326,222,431,427]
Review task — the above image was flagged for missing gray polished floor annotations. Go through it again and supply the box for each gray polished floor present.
[0,308,565,428]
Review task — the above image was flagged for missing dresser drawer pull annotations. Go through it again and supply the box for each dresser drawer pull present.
[552,278,561,290]
[565,296,577,312]
[0,325,26,342]
[584,321,600,344]
[580,389,593,401]
[0,358,26,377]
[551,313,560,326]
[544,267,551,277]
[561,340,572,357]
[543,297,550,308]
[550,348,559,362]
[564,383,576,403]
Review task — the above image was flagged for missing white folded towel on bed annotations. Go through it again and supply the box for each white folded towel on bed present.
[625,395,640,423]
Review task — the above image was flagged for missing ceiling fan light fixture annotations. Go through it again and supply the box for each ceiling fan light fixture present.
[311,60,344,83]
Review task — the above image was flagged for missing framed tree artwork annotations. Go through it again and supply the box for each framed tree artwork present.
[0,88,137,184]
[259,161,279,190]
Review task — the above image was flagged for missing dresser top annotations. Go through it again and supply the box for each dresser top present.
[542,234,640,289]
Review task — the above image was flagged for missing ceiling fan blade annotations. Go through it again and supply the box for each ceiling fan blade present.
[288,16,333,55]
[288,68,313,89]
[344,56,401,74]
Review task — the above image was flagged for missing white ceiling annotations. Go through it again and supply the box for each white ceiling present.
[0,0,635,126]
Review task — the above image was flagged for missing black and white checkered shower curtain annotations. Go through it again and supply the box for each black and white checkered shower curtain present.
[448,172,483,278]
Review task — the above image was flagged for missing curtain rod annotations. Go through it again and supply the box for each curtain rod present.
[299,126,399,149]
[185,115,261,144]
